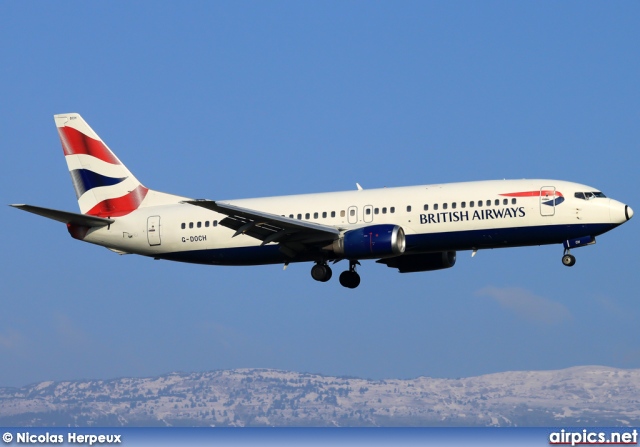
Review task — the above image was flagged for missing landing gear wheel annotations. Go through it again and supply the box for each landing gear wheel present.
[311,263,332,282]
[562,254,576,267]
[339,260,361,288]
[339,271,360,289]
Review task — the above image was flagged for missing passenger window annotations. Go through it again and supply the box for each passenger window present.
[494,199,499,206]
[181,223,185,229]
[314,212,318,219]
[289,214,294,218]
[461,202,466,208]
[205,221,210,228]
[478,200,483,207]
[434,204,439,210]
[340,210,345,217]
[331,211,336,218]
[406,205,412,212]
[297,214,302,220]
[322,212,327,218]
[390,207,395,213]
[305,213,310,219]
[365,208,371,215]
[503,199,508,205]
[197,222,202,228]
[423,204,429,211]
[349,209,355,217]
[374,208,379,214]
[443,203,448,210]
[382,207,387,214]
[470,201,474,207]
[189,222,194,229]
[452,202,457,209]
[511,198,516,205]
[213,220,218,227]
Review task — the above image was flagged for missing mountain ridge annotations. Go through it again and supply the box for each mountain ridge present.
[1,366,638,427]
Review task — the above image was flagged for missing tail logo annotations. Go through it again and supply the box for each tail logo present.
[57,118,148,217]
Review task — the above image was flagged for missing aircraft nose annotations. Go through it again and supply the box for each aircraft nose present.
[609,199,632,224]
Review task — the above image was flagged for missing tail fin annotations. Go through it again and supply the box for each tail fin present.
[55,113,149,217]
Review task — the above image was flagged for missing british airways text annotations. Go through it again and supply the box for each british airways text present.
[420,207,526,224]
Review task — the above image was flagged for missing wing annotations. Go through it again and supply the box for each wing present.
[183,200,340,249]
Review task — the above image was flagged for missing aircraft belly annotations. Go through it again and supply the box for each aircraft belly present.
[157,245,311,266]
[405,223,616,252]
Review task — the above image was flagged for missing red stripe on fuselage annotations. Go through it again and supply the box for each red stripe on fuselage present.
[85,185,149,217]
[58,126,120,165]
[500,190,564,198]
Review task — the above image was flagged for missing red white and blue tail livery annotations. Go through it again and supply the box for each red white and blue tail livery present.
[11,113,634,288]
[56,113,149,217]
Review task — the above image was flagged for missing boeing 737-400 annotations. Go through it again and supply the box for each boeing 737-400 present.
[11,113,634,288]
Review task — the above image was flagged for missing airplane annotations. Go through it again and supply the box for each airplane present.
[11,113,633,289]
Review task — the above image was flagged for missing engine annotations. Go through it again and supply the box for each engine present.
[379,251,456,273]
[332,224,406,258]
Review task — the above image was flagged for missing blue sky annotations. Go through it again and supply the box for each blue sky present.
[1,1,638,387]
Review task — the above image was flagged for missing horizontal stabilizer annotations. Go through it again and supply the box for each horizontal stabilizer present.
[10,204,114,227]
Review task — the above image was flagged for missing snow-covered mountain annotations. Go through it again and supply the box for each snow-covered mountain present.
[0,366,638,426]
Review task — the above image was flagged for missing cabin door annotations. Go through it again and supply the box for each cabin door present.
[147,215,161,246]
[540,187,556,216]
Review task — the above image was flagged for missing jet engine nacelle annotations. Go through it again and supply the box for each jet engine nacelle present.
[332,224,406,258]
[380,251,457,273]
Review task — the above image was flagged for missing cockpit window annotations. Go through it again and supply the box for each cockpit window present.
[575,191,607,200]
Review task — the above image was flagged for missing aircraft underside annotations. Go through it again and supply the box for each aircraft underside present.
[154,222,618,288]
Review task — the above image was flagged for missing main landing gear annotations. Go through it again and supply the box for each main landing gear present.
[562,249,576,267]
[310,260,361,288]
[339,261,361,289]
[311,262,332,282]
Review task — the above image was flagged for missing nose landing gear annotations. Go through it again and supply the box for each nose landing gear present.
[562,250,576,267]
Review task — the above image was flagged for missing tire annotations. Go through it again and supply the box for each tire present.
[311,264,332,282]
[339,271,361,289]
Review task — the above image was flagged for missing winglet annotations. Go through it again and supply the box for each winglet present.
[356,183,363,191]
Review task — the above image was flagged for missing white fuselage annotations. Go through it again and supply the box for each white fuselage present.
[80,179,630,266]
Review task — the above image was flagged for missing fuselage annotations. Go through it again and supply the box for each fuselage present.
[13,113,633,289]
[81,178,631,266]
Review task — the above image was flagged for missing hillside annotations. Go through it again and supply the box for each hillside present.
[0,366,638,426]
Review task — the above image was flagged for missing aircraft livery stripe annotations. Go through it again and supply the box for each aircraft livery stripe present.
[500,190,564,198]
[85,184,149,217]
[58,126,120,165]
[70,169,127,198]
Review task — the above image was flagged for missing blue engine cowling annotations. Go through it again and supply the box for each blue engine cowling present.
[332,225,406,258]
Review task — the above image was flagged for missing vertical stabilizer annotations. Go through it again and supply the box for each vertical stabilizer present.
[55,113,149,217]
